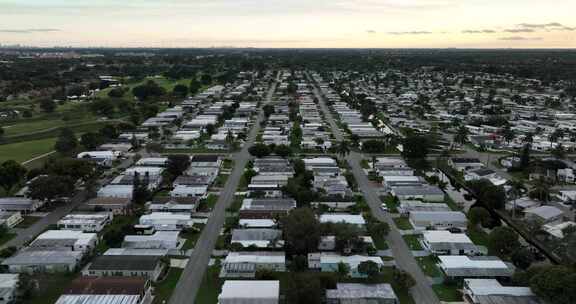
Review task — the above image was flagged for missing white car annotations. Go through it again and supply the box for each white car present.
[380,204,388,212]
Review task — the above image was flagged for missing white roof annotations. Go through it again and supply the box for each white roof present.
[423,231,473,244]
[123,231,179,243]
[0,274,18,289]
[37,230,97,246]
[464,279,534,296]
[219,281,279,300]
[239,219,276,228]
[224,252,285,264]
[320,214,366,225]
[55,295,141,304]
[439,256,507,269]
[320,254,383,268]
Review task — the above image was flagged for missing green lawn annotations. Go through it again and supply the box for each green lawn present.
[153,268,184,304]
[213,174,230,188]
[402,235,423,250]
[16,216,42,228]
[180,224,205,250]
[222,159,234,170]
[198,194,219,212]
[381,195,399,213]
[432,284,462,302]
[0,232,16,246]
[393,217,414,230]
[194,264,223,304]
[467,226,490,247]
[444,195,462,211]
[0,137,57,163]
[226,196,244,212]
[371,232,390,250]
[416,256,442,277]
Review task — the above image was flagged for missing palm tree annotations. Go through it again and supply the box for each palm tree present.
[336,141,351,158]
[453,126,469,148]
[523,132,534,145]
[508,179,526,218]
[531,176,552,203]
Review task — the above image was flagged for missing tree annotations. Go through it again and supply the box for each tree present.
[393,269,416,289]
[189,79,202,95]
[39,98,56,113]
[530,176,552,203]
[274,144,292,158]
[336,141,351,158]
[132,80,166,100]
[488,226,520,258]
[263,104,275,117]
[54,128,78,155]
[45,158,95,181]
[27,175,75,202]
[336,262,350,279]
[511,247,535,270]
[519,144,531,169]
[468,207,491,228]
[132,173,150,205]
[108,87,125,98]
[358,260,381,282]
[402,135,430,159]
[0,160,27,194]
[502,125,515,144]
[172,84,189,97]
[0,126,4,139]
[248,143,271,158]
[508,179,525,218]
[99,124,120,139]
[362,140,388,153]
[281,208,321,255]
[90,99,115,117]
[166,154,191,177]
[200,74,212,85]
[551,143,566,159]
[287,274,323,304]
[205,124,216,136]
[529,266,576,304]
[80,132,104,150]
[453,126,469,147]
[467,179,506,210]
[368,221,390,238]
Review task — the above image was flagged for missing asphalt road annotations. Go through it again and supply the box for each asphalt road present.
[170,80,278,304]
[310,79,441,304]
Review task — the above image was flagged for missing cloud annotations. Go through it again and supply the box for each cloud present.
[516,22,574,31]
[503,28,535,33]
[499,36,543,41]
[388,31,433,35]
[517,22,563,29]
[0,28,60,33]
[366,30,376,34]
[462,29,496,34]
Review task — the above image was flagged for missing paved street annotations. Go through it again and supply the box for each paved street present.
[169,79,278,304]
[310,80,441,304]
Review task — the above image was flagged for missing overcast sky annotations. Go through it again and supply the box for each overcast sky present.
[0,0,575,48]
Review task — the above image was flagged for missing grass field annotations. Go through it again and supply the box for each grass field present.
[0,137,56,163]
[3,115,98,137]
[432,284,462,302]
[402,234,423,250]
[416,256,442,277]
[153,268,184,304]
[393,217,414,230]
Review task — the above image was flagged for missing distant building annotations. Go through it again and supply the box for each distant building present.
[0,274,19,304]
[326,283,398,304]
[55,276,152,304]
[463,279,542,304]
[438,256,514,280]
[218,280,279,304]
[83,255,164,281]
